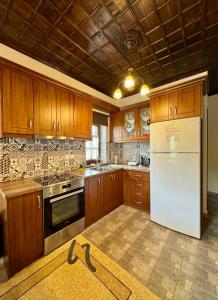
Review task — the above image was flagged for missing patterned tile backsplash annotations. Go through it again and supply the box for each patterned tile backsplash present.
[108,142,150,164]
[0,138,86,182]
[0,138,150,182]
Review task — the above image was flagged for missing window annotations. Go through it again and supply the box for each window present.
[86,125,107,164]
[86,125,99,161]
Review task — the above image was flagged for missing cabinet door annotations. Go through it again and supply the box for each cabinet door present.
[138,106,150,140]
[111,111,124,142]
[151,93,171,123]
[176,83,202,119]
[124,109,137,140]
[101,172,114,216]
[34,79,57,136]
[2,68,33,135]
[73,95,92,140]
[123,170,133,206]
[113,170,122,208]
[57,88,74,137]
[85,176,101,227]
[8,192,43,276]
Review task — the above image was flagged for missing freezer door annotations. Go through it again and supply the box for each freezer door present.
[150,152,201,238]
[150,117,201,153]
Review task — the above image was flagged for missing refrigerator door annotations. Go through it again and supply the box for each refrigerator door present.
[150,117,201,153]
[150,152,201,238]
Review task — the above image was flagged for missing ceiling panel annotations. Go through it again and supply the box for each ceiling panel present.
[0,0,217,96]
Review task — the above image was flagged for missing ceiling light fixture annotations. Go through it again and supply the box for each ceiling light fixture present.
[113,68,150,99]
[114,29,151,99]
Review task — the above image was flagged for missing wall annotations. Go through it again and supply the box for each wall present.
[108,142,150,164]
[0,138,85,182]
[208,94,218,193]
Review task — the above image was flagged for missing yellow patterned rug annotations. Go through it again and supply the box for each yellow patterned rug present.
[0,235,158,300]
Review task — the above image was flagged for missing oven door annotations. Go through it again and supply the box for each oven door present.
[44,188,85,238]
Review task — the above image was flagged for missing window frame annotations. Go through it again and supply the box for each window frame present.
[86,124,101,165]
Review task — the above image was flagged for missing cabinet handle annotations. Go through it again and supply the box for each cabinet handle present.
[174,106,177,115]
[37,195,41,209]
[136,192,142,196]
[110,175,113,181]
[53,122,56,131]
[29,118,33,129]
[134,175,142,178]
[58,122,61,132]
[113,175,115,181]
[98,178,100,187]
[170,107,173,116]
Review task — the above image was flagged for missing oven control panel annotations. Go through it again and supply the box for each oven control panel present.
[43,178,84,199]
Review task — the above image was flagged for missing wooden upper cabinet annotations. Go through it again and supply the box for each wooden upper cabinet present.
[57,88,74,137]
[2,68,34,135]
[34,79,56,136]
[73,95,92,140]
[151,82,202,123]
[151,93,171,123]
[123,108,138,140]
[176,83,202,119]
[111,111,124,142]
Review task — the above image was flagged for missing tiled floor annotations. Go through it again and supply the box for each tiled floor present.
[83,196,218,300]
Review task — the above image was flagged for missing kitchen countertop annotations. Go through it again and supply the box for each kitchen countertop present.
[72,165,150,178]
[0,179,43,199]
[0,165,150,199]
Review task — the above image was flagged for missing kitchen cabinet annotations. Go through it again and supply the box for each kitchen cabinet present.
[85,175,102,227]
[123,170,150,211]
[73,94,92,140]
[85,170,122,227]
[111,106,150,142]
[151,82,202,123]
[0,64,93,140]
[34,79,74,138]
[124,109,138,140]
[176,83,201,119]
[34,79,57,136]
[0,191,43,277]
[101,170,122,216]
[2,67,34,135]
[56,87,74,137]
[111,111,124,142]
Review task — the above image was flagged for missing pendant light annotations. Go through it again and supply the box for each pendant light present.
[113,68,150,99]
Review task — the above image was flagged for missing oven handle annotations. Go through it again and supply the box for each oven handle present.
[49,189,84,204]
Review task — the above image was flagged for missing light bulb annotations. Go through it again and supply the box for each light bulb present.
[124,74,135,91]
[113,88,122,99]
[140,84,150,96]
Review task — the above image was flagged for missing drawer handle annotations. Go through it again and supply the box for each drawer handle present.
[136,183,142,186]
[136,192,142,195]
[134,175,142,177]
[136,201,142,204]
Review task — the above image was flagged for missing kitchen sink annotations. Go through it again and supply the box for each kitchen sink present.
[91,165,116,172]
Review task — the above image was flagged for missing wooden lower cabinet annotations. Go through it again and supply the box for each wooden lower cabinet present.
[123,170,150,211]
[85,170,122,227]
[85,175,102,227]
[101,170,122,216]
[0,191,43,278]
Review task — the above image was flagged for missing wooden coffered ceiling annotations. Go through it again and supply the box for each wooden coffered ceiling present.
[0,0,217,96]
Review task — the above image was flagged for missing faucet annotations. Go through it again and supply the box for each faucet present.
[96,156,101,171]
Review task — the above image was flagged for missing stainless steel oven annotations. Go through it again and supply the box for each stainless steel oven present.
[34,173,85,255]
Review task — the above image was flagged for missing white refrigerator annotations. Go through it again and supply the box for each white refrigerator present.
[150,117,201,239]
